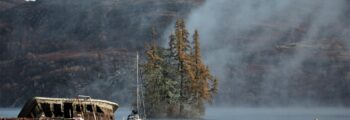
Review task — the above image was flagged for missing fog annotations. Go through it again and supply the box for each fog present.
[1,0,350,108]
[181,0,350,106]
[2,107,350,120]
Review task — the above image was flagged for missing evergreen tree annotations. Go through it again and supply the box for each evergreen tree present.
[174,19,195,116]
[142,28,179,118]
[142,43,163,117]
[190,30,218,116]
[168,33,177,64]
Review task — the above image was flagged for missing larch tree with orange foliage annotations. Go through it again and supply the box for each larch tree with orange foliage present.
[141,28,179,118]
[174,19,195,117]
[190,30,218,116]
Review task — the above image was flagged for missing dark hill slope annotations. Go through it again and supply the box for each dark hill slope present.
[0,0,203,60]
[0,0,203,107]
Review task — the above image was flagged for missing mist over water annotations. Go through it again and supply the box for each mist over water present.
[182,0,350,106]
[1,107,350,120]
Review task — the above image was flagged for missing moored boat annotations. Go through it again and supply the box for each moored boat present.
[1,96,118,120]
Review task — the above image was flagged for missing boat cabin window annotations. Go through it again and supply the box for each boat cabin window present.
[96,106,103,113]
[64,103,73,118]
[86,105,93,112]
[53,104,63,117]
[40,103,52,117]
[75,104,82,112]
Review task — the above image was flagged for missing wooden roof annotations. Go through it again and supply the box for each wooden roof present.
[18,97,119,118]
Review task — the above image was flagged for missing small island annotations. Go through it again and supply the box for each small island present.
[137,19,218,119]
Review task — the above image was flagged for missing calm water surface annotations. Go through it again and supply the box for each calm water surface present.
[1,107,349,120]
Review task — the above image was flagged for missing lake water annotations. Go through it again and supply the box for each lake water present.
[1,107,350,120]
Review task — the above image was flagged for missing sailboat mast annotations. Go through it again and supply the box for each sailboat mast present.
[136,52,140,113]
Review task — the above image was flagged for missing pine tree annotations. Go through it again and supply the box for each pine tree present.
[142,28,180,117]
[173,19,196,116]
[142,43,163,117]
[190,30,218,116]
[168,33,177,66]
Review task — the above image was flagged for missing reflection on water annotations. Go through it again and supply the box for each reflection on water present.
[205,107,350,120]
[0,107,132,120]
[0,108,19,118]
[1,107,350,120]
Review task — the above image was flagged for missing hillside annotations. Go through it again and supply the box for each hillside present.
[2,0,350,108]
[0,0,203,107]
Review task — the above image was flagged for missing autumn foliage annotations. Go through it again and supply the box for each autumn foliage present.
[141,19,218,118]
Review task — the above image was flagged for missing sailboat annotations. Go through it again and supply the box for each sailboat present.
[126,52,145,120]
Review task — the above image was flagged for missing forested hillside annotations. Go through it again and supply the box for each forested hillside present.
[0,0,203,107]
